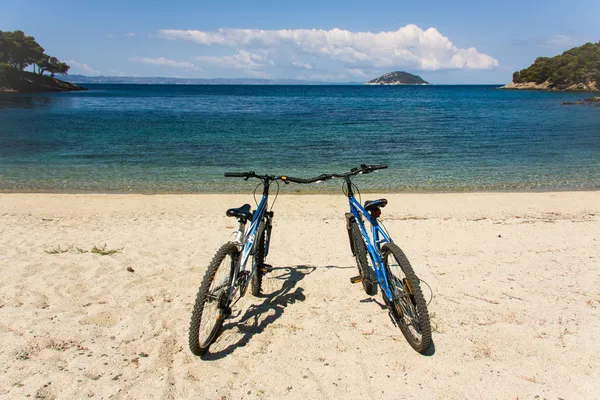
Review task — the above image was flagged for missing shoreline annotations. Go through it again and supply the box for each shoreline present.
[1,187,599,195]
[499,81,599,92]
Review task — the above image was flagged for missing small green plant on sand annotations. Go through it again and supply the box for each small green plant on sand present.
[44,245,73,254]
[45,244,122,255]
[91,244,122,256]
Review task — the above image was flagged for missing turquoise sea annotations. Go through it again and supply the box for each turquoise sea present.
[1,84,599,193]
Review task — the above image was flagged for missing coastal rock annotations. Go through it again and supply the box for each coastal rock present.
[500,80,598,92]
[565,81,598,91]
[500,81,552,91]
[562,97,600,105]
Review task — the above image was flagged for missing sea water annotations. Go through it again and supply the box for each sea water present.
[1,84,599,193]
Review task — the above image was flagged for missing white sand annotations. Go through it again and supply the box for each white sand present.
[1,192,599,399]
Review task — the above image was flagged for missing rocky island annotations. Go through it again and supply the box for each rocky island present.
[0,30,86,93]
[365,71,429,85]
[501,42,599,92]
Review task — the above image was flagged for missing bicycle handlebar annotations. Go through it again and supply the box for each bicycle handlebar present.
[224,172,251,178]
[224,164,387,184]
[288,164,388,183]
[224,171,305,182]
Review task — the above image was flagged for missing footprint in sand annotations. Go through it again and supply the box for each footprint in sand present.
[80,311,120,327]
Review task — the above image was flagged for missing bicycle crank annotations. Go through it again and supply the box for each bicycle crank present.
[258,264,273,273]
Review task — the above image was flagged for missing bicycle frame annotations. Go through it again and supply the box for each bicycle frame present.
[348,195,395,301]
[228,188,270,299]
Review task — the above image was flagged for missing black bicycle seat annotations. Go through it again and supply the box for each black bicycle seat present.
[226,204,253,220]
[364,199,388,211]
[226,204,252,220]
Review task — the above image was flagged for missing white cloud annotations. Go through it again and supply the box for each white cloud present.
[542,35,573,47]
[247,70,271,79]
[307,72,350,81]
[195,50,266,70]
[66,60,101,75]
[125,32,136,37]
[134,57,199,70]
[345,68,368,77]
[159,25,499,71]
[292,61,313,70]
[513,35,578,48]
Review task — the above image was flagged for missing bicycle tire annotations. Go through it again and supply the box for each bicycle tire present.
[350,222,377,296]
[381,242,432,353]
[189,242,238,357]
[250,221,267,296]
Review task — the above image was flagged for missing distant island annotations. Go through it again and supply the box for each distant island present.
[365,71,429,85]
[502,42,599,92]
[0,30,85,93]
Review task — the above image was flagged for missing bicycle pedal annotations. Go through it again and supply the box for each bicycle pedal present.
[350,275,364,284]
[259,264,273,273]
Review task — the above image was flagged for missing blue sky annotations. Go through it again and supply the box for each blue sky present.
[2,0,599,83]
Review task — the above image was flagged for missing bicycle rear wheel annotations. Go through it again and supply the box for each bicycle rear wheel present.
[381,242,432,353]
[251,221,267,296]
[189,242,238,357]
[350,222,377,296]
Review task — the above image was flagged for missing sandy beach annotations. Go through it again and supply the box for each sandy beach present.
[1,192,599,399]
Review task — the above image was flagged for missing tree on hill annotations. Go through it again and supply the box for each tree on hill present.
[0,29,70,78]
[512,42,600,87]
[38,56,70,77]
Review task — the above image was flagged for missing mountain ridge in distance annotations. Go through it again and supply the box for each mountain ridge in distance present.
[60,74,364,85]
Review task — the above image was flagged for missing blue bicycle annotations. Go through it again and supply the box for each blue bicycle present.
[189,171,307,357]
[310,164,432,353]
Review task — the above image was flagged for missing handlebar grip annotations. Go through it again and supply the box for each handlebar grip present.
[368,164,388,170]
[224,172,249,178]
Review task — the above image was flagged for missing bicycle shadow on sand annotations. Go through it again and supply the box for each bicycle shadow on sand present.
[203,264,316,360]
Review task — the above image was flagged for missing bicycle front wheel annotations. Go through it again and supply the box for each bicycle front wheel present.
[381,242,432,353]
[189,242,238,357]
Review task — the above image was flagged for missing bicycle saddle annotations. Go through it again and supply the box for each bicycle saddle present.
[364,199,388,211]
[226,204,253,220]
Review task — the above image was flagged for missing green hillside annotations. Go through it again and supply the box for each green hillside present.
[512,42,600,89]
